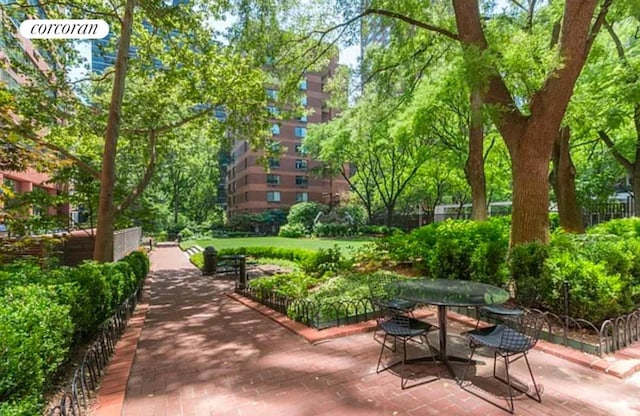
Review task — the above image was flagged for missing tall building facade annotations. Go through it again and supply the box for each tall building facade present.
[0,2,72,231]
[226,61,349,217]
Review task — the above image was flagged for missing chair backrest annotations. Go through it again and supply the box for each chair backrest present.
[500,310,547,352]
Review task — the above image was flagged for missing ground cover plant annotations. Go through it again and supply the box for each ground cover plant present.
[237,218,640,330]
[0,250,149,416]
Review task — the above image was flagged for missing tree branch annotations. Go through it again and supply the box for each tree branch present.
[585,0,614,54]
[123,105,216,135]
[365,9,460,41]
[11,123,100,179]
[115,129,157,214]
[70,69,116,85]
[598,129,634,172]
[604,19,626,60]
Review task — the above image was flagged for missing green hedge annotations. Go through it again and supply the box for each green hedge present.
[191,246,316,269]
[0,250,149,416]
[190,246,348,277]
[511,229,640,324]
[361,217,640,325]
[371,218,510,286]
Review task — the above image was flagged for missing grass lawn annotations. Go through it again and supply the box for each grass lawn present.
[181,236,372,255]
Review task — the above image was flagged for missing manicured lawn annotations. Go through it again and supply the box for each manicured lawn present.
[181,236,372,255]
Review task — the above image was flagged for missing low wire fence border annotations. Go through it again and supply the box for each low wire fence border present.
[236,285,379,330]
[47,287,142,416]
[238,284,640,357]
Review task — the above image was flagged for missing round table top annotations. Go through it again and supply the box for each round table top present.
[389,278,509,307]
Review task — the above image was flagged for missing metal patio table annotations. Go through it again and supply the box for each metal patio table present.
[389,279,509,378]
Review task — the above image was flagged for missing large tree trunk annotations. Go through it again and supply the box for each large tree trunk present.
[633,164,640,217]
[93,0,136,262]
[452,0,603,246]
[550,126,584,233]
[465,89,488,221]
[510,136,552,245]
[385,204,394,228]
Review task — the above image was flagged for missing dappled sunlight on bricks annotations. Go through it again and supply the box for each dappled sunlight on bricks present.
[101,247,640,416]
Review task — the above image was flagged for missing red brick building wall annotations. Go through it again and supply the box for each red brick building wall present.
[226,60,349,217]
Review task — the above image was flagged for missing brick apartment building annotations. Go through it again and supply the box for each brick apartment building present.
[0,5,72,231]
[226,60,349,218]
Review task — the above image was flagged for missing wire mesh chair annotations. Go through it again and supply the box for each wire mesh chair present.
[375,303,439,389]
[459,310,546,413]
[474,304,524,329]
[369,276,419,343]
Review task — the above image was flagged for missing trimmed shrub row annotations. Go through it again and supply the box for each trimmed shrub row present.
[0,250,149,416]
[190,245,349,277]
[365,217,640,325]
[369,217,511,287]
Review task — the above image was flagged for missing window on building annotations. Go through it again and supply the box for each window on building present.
[299,114,307,122]
[299,79,307,90]
[296,192,309,202]
[295,144,307,155]
[267,105,279,116]
[295,159,308,170]
[271,123,280,135]
[300,96,307,106]
[266,89,278,100]
[268,157,280,168]
[294,127,307,138]
[267,174,280,185]
[267,191,281,202]
[295,175,308,186]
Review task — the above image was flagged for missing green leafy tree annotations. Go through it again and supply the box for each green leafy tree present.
[299,0,612,245]
[1,1,271,261]
[570,10,640,215]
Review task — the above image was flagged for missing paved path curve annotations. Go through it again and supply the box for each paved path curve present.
[113,247,640,416]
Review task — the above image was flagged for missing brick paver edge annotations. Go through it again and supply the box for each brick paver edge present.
[91,278,151,416]
[228,292,640,379]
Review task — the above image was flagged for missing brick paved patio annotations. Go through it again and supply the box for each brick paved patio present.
[93,247,640,415]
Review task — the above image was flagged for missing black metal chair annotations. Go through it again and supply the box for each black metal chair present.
[474,304,524,329]
[459,311,546,413]
[375,304,439,389]
[369,277,419,343]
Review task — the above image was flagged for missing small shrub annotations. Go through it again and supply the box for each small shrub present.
[510,241,550,308]
[178,227,195,240]
[249,271,320,298]
[312,222,353,237]
[0,285,73,407]
[300,245,346,276]
[588,217,640,238]
[286,202,327,231]
[278,223,307,238]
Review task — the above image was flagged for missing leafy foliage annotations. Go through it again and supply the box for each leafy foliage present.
[286,202,327,232]
[278,222,307,238]
[0,250,149,412]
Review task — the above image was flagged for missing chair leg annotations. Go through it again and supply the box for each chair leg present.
[400,338,408,389]
[523,353,542,402]
[503,353,515,413]
[458,345,476,386]
[376,333,389,374]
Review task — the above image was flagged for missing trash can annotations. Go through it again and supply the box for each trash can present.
[203,246,217,275]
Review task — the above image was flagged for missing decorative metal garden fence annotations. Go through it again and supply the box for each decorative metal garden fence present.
[238,281,640,357]
[47,288,140,416]
[236,284,379,330]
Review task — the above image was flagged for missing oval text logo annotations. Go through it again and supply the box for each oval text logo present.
[19,19,109,40]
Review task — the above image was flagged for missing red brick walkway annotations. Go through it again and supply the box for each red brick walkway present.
[95,247,640,415]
